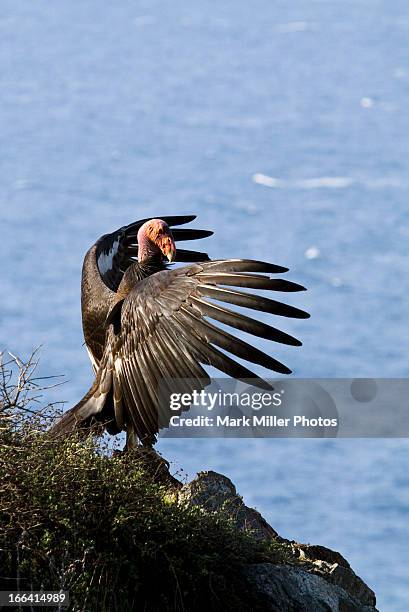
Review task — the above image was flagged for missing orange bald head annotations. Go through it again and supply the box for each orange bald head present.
[137,219,176,263]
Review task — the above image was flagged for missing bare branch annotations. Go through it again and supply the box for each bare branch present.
[0,349,66,426]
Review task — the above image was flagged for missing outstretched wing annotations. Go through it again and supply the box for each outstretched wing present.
[95,215,213,292]
[103,259,309,443]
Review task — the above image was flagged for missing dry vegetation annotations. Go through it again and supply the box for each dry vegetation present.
[0,351,288,611]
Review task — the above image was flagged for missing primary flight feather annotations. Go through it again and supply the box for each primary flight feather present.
[51,215,309,447]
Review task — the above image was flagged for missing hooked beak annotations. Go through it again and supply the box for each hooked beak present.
[159,235,176,263]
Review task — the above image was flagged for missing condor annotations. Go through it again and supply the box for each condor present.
[50,215,309,449]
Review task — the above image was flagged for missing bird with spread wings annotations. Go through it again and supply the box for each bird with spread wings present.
[50,215,309,448]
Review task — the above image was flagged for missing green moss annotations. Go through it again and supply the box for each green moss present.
[0,412,290,612]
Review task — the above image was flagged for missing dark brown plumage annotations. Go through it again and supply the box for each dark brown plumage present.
[80,215,212,370]
[51,216,309,447]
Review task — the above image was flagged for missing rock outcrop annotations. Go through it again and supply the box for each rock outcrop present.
[178,471,377,612]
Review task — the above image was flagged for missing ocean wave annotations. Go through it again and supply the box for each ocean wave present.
[253,174,407,190]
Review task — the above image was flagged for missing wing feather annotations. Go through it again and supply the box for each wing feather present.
[176,305,291,374]
[95,216,213,291]
[86,258,308,442]
[189,296,302,346]
[196,284,310,318]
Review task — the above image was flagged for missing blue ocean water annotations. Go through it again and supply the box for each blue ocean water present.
[1,2,409,609]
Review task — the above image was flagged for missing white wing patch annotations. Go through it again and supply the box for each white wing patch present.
[86,346,99,374]
[114,357,123,380]
[97,238,120,275]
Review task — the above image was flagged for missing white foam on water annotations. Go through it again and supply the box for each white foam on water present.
[296,177,354,189]
[364,177,406,189]
[360,97,374,108]
[253,173,406,191]
[252,173,286,188]
[305,246,321,260]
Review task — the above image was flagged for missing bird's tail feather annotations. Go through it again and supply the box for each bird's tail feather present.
[48,379,107,437]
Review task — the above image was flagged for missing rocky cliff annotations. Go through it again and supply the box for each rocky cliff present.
[177,470,377,612]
